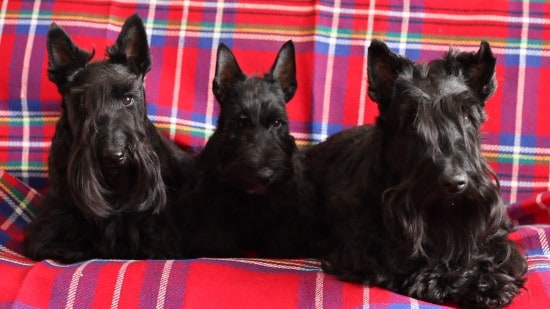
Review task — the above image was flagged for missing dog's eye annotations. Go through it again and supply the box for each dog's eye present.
[234,115,250,129]
[272,119,283,129]
[122,95,134,107]
[463,115,471,126]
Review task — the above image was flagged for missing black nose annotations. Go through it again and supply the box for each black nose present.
[256,167,275,185]
[439,173,468,194]
[101,150,125,166]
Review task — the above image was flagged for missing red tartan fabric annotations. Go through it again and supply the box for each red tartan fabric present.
[1,172,550,308]
[1,0,550,308]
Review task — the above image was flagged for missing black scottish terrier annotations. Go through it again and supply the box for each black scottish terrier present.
[306,40,527,307]
[178,41,316,258]
[24,14,190,262]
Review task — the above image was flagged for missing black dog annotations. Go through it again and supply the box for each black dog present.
[24,14,191,262]
[306,40,527,307]
[178,41,317,258]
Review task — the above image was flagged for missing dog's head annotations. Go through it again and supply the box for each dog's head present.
[367,40,504,259]
[208,41,298,194]
[47,14,166,218]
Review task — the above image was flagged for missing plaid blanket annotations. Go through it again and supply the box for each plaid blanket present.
[1,0,550,308]
[1,171,550,308]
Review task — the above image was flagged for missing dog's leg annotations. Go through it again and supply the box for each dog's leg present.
[406,235,526,307]
[321,231,388,285]
[24,196,92,263]
[406,262,472,305]
[461,235,527,308]
[185,225,243,258]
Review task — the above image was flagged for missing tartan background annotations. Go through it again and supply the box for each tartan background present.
[0,0,550,308]
[0,0,549,203]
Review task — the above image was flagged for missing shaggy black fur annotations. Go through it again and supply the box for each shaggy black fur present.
[305,40,527,307]
[178,41,317,258]
[24,14,191,262]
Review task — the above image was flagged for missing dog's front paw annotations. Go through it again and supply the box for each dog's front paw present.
[407,266,471,304]
[321,239,377,284]
[406,264,523,308]
[466,272,523,308]
[27,245,90,263]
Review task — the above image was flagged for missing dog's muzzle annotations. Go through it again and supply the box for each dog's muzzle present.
[439,172,468,195]
[98,130,129,168]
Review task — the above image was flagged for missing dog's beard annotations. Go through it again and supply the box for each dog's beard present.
[66,136,166,218]
[216,140,295,195]
[381,165,503,265]
[220,160,293,195]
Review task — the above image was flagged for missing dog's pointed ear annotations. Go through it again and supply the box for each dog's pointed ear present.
[455,41,497,104]
[107,14,151,76]
[367,39,411,110]
[269,40,297,103]
[212,43,246,104]
[47,23,94,89]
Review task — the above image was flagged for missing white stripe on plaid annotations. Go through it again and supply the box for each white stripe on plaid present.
[111,260,134,309]
[0,183,35,231]
[4,17,550,56]
[527,256,550,272]
[482,144,550,155]
[78,0,550,26]
[357,0,376,126]
[531,226,550,256]
[149,114,217,132]
[0,141,50,148]
[320,0,342,140]
[373,10,550,26]
[398,0,411,55]
[208,258,321,271]
[315,271,324,309]
[362,286,370,309]
[499,181,550,190]
[0,172,48,180]
[204,0,226,143]
[6,3,550,25]
[0,204,26,230]
[0,111,60,116]
[145,0,157,45]
[156,260,173,309]
[510,0,531,203]
[19,1,43,185]
[0,0,7,39]
[168,1,191,141]
[65,260,93,309]
[0,245,33,264]
[411,297,420,309]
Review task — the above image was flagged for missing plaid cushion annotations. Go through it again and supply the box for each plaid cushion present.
[0,171,550,308]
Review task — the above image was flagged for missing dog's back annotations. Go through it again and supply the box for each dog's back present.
[306,125,376,184]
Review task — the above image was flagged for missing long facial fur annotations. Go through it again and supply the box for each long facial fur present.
[47,15,166,218]
[310,41,526,307]
[209,41,298,194]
